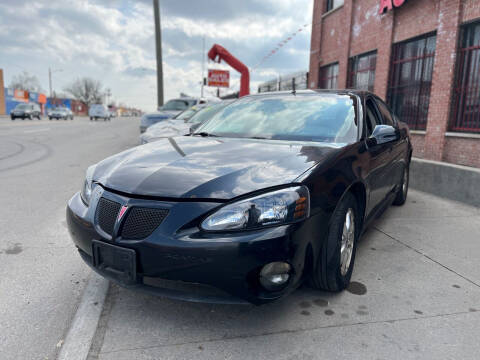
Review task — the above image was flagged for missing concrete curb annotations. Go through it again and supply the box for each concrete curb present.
[57,273,110,360]
[410,157,480,207]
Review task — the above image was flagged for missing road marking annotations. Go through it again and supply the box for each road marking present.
[23,128,51,134]
[57,273,109,360]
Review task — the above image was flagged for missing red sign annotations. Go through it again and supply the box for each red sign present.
[379,0,407,14]
[208,69,229,88]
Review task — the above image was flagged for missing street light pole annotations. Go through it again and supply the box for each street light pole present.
[153,0,164,109]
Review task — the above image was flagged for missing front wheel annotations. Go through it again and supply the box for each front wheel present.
[393,163,409,206]
[310,192,359,292]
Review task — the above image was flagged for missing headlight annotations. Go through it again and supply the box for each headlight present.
[80,165,96,206]
[201,186,310,231]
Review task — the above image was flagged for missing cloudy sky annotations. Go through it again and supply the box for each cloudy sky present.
[0,0,313,111]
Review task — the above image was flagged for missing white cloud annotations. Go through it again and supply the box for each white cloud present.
[0,0,313,111]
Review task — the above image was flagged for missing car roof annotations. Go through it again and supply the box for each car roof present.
[244,89,372,99]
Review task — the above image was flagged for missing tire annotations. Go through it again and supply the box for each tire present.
[11,116,15,121]
[310,192,359,292]
[393,162,409,206]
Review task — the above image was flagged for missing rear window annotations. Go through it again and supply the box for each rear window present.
[162,100,191,111]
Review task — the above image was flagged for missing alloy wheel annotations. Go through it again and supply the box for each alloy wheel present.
[340,208,355,276]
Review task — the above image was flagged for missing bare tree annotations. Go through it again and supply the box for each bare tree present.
[9,71,43,92]
[64,77,103,107]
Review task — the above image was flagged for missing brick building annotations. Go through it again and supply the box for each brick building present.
[309,0,480,168]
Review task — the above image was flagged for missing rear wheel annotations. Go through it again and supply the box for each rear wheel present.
[310,192,359,292]
[393,163,409,206]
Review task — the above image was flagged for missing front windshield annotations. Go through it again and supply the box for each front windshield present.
[175,107,199,120]
[197,94,358,144]
[161,99,190,111]
[15,104,30,110]
[187,103,230,124]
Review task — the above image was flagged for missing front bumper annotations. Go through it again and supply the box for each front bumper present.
[66,187,309,305]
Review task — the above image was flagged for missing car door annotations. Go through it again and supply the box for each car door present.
[373,97,405,193]
[364,97,393,215]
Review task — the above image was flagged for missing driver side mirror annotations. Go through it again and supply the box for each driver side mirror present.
[367,125,399,147]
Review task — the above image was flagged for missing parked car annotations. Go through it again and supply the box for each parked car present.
[10,103,42,120]
[49,107,73,120]
[140,98,202,133]
[89,104,111,121]
[67,90,411,305]
[66,108,74,120]
[139,101,234,144]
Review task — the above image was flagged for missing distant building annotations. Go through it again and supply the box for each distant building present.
[4,88,47,115]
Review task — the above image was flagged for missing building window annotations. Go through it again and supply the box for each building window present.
[451,21,480,133]
[319,63,339,89]
[387,33,437,130]
[326,0,344,12]
[348,51,377,92]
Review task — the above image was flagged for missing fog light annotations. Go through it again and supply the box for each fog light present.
[259,262,291,291]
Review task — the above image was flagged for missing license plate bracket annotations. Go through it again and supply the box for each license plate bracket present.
[92,240,137,284]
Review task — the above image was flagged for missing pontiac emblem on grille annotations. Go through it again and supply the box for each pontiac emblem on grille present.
[117,205,128,221]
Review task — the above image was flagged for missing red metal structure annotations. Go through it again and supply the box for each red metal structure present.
[207,44,250,97]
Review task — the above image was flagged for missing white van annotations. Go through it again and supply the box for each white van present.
[89,104,111,121]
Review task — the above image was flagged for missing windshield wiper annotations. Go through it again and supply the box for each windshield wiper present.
[248,136,269,140]
[192,132,219,137]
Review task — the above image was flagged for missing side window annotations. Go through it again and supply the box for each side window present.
[365,98,382,136]
[374,98,395,126]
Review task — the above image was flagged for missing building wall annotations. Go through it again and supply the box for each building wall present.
[350,0,382,57]
[309,0,480,168]
[410,133,426,158]
[462,0,480,22]
[392,0,439,43]
[71,100,87,115]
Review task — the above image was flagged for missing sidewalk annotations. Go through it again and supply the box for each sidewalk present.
[87,190,480,359]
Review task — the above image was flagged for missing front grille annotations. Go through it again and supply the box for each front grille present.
[96,198,121,236]
[120,207,169,240]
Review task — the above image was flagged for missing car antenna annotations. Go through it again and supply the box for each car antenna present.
[291,78,296,95]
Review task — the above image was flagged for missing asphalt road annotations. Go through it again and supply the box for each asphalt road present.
[0,116,139,360]
[1,115,480,359]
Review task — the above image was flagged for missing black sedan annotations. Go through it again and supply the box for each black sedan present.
[66,90,412,305]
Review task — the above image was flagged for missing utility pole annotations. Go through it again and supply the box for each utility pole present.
[48,68,52,98]
[48,67,62,98]
[105,88,111,106]
[201,36,205,99]
[153,0,164,109]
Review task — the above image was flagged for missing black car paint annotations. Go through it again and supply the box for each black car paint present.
[66,90,412,305]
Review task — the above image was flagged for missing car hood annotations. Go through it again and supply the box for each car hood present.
[93,136,342,200]
[143,120,191,140]
[153,110,181,119]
